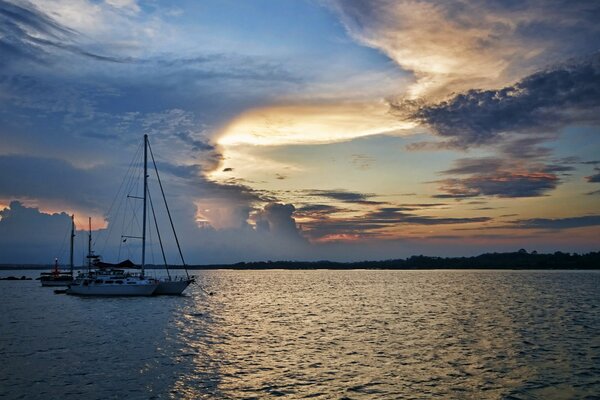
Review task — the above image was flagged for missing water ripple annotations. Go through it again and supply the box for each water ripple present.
[1,270,599,399]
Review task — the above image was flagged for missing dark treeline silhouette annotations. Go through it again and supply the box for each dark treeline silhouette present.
[1,250,598,270]
[187,250,600,270]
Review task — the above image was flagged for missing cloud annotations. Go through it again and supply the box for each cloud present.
[0,0,144,66]
[0,0,72,65]
[295,204,346,218]
[0,154,115,212]
[253,203,304,241]
[394,53,600,148]
[0,201,72,263]
[329,0,600,98]
[216,102,415,147]
[362,208,491,225]
[305,189,386,205]
[300,205,491,240]
[511,215,600,230]
[586,167,600,183]
[434,172,559,199]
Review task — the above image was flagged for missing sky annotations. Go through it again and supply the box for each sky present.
[0,0,599,264]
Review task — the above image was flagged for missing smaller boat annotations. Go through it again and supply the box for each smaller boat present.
[40,215,75,287]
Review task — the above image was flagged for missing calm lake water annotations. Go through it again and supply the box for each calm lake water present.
[1,270,599,399]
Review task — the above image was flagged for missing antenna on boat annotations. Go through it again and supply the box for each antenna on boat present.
[141,134,148,277]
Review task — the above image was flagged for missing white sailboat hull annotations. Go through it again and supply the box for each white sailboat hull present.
[154,278,193,295]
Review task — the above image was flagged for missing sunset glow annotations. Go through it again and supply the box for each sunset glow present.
[0,0,598,263]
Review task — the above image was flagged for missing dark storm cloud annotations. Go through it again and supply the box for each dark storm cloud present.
[254,203,305,241]
[399,53,600,147]
[0,154,114,211]
[511,215,600,230]
[0,201,73,263]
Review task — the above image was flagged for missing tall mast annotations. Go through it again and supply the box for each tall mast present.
[70,214,75,275]
[141,134,148,276]
[88,217,92,272]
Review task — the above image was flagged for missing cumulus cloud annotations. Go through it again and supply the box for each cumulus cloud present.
[253,203,304,241]
[0,201,73,263]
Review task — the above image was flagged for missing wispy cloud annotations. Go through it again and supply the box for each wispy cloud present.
[329,0,600,98]
[304,189,385,205]
[300,205,491,241]
[511,215,600,230]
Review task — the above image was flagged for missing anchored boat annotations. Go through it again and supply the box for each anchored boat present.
[40,215,75,287]
[66,134,194,296]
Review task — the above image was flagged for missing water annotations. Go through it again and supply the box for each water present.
[1,270,599,399]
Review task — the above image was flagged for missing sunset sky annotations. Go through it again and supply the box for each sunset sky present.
[1,0,599,264]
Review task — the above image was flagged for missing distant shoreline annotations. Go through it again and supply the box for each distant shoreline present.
[1,250,598,270]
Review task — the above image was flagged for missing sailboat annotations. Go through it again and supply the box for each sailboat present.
[141,134,195,294]
[66,217,158,296]
[66,134,194,296]
[40,215,75,287]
